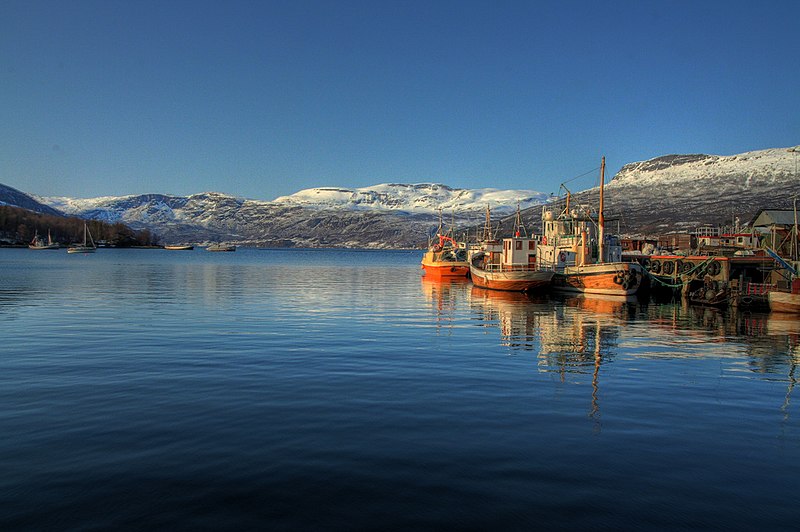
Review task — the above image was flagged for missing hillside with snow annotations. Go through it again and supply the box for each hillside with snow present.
[3,146,797,246]
[272,183,548,214]
[31,185,545,247]
[475,147,799,239]
[600,147,798,235]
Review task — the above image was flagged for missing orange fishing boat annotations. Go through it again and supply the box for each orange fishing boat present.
[421,210,469,279]
[537,157,643,295]
[421,232,469,279]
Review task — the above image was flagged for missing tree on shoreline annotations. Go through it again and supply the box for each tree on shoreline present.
[0,205,158,246]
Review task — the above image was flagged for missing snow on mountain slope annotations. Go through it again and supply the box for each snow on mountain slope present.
[33,184,548,247]
[592,146,799,235]
[272,183,548,214]
[18,145,798,245]
[609,148,796,188]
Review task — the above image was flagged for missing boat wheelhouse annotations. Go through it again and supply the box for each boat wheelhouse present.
[538,157,643,296]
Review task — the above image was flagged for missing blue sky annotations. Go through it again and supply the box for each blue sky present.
[2,0,798,200]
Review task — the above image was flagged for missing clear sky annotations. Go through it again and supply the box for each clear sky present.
[2,0,798,200]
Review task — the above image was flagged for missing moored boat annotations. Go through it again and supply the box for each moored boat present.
[421,211,469,279]
[164,245,194,250]
[28,229,60,250]
[67,223,97,254]
[470,251,554,292]
[768,278,800,314]
[538,157,643,296]
[469,206,554,292]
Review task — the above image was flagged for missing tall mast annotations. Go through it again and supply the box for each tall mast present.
[793,195,798,262]
[482,205,493,242]
[598,156,606,264]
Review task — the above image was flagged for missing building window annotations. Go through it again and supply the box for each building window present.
[516,241,522,250]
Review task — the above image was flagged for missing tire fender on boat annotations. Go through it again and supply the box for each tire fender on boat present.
[650,260,661,274]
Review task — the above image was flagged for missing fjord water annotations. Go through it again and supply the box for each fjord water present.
[1,248,798,530]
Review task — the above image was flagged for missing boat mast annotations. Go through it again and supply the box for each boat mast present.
[598,156,606,264]
[793,195,798,262]
[483,205,493,242]
[513,204,527,238]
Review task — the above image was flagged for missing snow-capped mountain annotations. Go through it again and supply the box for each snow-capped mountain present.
[479,147,799,239]
[31,184,546,248]
[33,185,544,248]
[4,146,797,247]
[600,147,799,235]
[272,183,548,214]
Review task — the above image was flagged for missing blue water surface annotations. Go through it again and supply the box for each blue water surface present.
[1,248,798,530]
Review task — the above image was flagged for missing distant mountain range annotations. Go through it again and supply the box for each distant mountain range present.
[2,146,797,247]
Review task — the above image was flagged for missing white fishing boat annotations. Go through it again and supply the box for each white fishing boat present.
[538,157,643,295]
[67,223,97,254]
[469,206,554,292]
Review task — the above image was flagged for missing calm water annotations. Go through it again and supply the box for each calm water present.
[1,248,798,530]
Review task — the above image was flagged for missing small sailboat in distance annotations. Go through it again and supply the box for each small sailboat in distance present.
[67,223,97,254]
[29,229,60,250]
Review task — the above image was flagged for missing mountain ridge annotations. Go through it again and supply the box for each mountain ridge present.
[2,146,797,247]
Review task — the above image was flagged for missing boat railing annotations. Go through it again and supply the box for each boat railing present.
[742,282,777,296]
[483,263,549,273]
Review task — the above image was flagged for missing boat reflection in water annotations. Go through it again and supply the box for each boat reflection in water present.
[420,277,471,332]
[467,287,551,351]
[428,283,800,428]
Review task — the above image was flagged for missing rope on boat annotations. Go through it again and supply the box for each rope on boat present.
[643,257,716,289]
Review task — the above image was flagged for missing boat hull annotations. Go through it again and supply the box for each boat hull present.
[67,246,96,254]
[553,263,643,295]
[421,249,469,279]
[768,290,800,314]
[421,262,470,279]
[469,266,554,292]
[165,245,194,250]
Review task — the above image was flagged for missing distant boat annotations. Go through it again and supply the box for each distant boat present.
[67,223,97,254]
[29,229,59,250]
[207,243,236,252]
[164,245,194,250]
